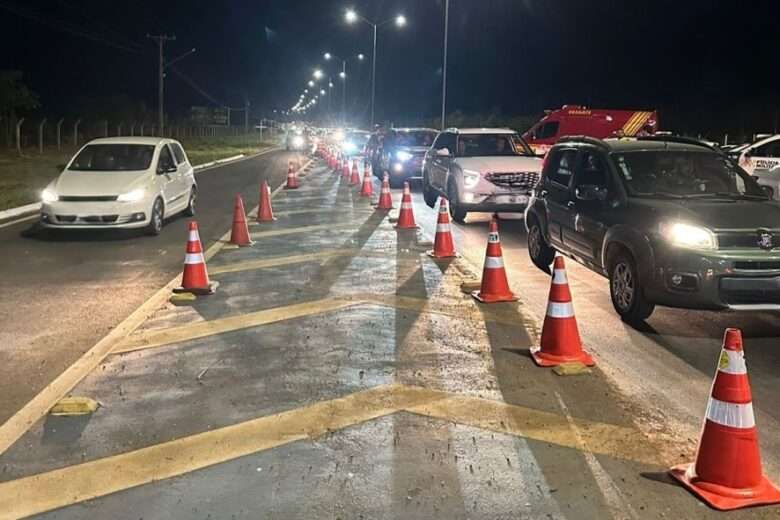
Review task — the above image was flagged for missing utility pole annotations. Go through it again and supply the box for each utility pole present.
[147,34,176,136]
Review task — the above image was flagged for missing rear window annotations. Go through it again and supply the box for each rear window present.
[69,144,155,172]
[456,134,531,157]
[393,131,436,147]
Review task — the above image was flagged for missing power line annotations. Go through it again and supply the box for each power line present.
[0,1,143,53]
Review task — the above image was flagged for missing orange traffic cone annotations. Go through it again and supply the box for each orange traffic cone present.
[670,329,780,510]
[285,162,299,189]
[174,221,217,295]
[229,194,253,246]
[395,181,417,229]
[257,180,276,222]
[350,159,360,185]
[472,216,517,303]
[360,164,374,197]
[529,256,593,366]
[427,197,457,258]
[341,158,350,179]
[376,173,393,210]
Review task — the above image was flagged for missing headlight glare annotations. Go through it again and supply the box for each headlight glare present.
[117,188,146,203]
[41,188,58,203]
[660,222,716,250]
[292,136,304,147]
[396,151,413,162]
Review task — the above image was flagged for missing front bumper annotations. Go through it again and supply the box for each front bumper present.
[645,247,780,310]
[388,158,424,180]
[40,199,151,229]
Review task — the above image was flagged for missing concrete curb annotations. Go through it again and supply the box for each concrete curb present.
[0,149,279,224]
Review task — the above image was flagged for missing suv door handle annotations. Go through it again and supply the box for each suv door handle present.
[567,201,576,208]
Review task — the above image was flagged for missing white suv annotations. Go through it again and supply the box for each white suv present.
[733,134,780,199]
[422,128,543,222]
[40,137,196,235]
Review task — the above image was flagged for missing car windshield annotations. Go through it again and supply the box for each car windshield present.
[346,132,370,145]
[612,150,766,198]
[457,134,531,157]
[69,144,155,172]
[394,131,436,147]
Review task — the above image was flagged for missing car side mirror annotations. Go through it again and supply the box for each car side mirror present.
[575,184,608,202]
[436,147,450,157]
[157,165,176,175]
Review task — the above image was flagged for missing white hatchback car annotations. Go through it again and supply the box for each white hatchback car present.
[40,137,196,235]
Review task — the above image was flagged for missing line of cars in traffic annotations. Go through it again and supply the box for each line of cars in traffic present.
[307,118,780,323]
[37,116,780,322]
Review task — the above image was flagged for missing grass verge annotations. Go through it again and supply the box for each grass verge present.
[0,135,279,212]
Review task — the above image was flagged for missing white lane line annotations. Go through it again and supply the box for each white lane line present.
[0,152,310,457]
[554,392,640,520]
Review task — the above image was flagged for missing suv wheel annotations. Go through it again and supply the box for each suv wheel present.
[448,180,467,223]
[422,170,438,208]
[609,251,655,324]
[146,198,164,236]
[527,217,556,273]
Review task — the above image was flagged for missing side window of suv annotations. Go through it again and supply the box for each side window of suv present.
[574,150,608,188]
[545,149,577,187]
[433,133,456,154]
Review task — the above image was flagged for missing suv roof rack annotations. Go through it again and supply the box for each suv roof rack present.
[557,135,610,150]
[637,134,720,153]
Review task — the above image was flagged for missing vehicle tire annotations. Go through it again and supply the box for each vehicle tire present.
[609,250,655,324]
[448,180,467,223]
[146,198,164,236]
[422,170,438,208]
[527,216,556,274]
[183,187,197,217]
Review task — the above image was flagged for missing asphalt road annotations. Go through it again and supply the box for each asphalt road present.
[408,194,780,480]
[0,149,301,424]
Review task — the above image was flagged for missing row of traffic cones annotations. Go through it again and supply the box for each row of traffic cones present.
[175,151,780,512]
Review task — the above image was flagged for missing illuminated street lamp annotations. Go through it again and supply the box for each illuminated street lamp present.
[323,51,364,126]
[308,80,315,87]
[313,69,323,80]
[344,8,408,126]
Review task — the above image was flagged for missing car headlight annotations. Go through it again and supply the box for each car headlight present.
[463,169,481,189]
[660,222,717,250]
[292,136,304,147]
[41,188,58,203]
[343,141,357,153]
[117,188,146,203]
[396,150,413,162]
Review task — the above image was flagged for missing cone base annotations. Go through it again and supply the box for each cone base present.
[426,250,458,259]
[395,224,418,229]
[670,464,780,511]
[228,240,254,247]
[256,217,277,223]
[375,205,394,210]
[284,185,299,190]
[529,345,595,367]
[173,280,219,296]
[471,290,518,304]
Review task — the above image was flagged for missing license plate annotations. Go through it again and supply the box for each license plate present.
[494,194,528,205]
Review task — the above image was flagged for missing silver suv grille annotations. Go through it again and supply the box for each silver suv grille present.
[484,171,540,189]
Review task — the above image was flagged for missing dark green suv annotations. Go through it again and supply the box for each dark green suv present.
[525,135,780,323]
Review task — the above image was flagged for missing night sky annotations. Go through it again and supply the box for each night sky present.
[3,0,780,137]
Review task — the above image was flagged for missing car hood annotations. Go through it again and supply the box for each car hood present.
[54,170,149,196]
[454,156,542,172]
[634,198,780,230]
[398,146,430,155]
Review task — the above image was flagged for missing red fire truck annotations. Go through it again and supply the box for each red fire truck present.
[523,105,659,154]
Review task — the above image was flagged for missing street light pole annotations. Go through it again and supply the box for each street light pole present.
[370,24,378,127]
[441,0,449,130]
[342,60,347,126]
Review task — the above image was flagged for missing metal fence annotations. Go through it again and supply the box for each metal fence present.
[3,116,279,155]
